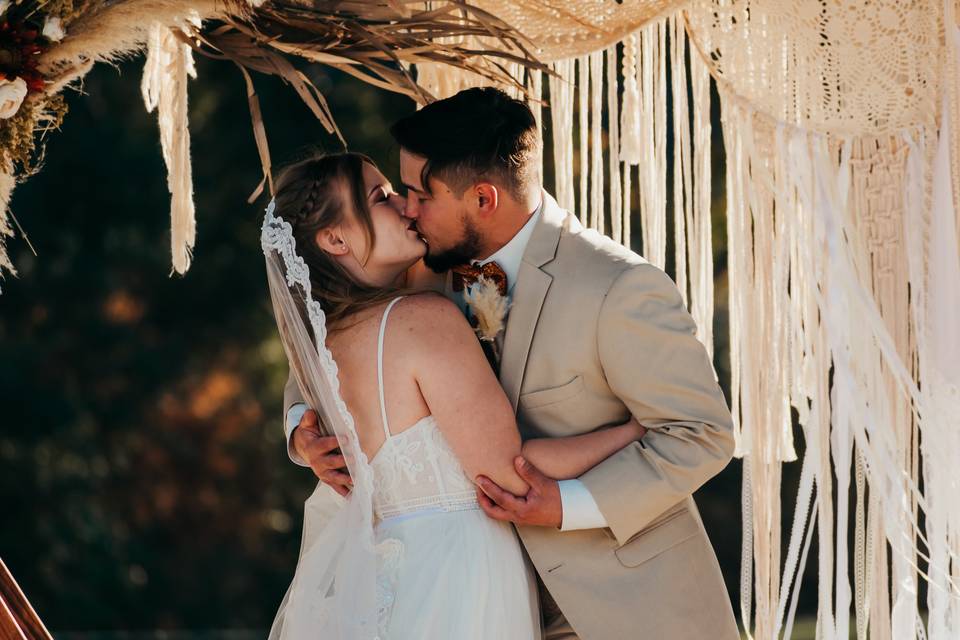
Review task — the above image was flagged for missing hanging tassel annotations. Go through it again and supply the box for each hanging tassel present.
[549,59,576,212]
[653,20,668,267]
[528,68,543,131]
[589,50,604,232]
[620,32,642,164]
[690,19,714,355]
[623,158,633,250]
[528,68,544,187]
[619,31,639,249]
[637,20,668,269]
[142,19,198,276]
[670,15,690,307]
[577,55,590,225]
[607,45,622,244]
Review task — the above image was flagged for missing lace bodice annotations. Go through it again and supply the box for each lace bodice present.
[369,298,478,523]
[370,415,478,520]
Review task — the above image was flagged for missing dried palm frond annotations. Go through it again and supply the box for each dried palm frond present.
[180,0,551,200]
[4,0,549,282]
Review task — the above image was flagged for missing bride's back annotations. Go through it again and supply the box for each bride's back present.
[326,296,433,462]
[329,292,528,500]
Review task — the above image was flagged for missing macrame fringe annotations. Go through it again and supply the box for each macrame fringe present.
[689,17,714,355]
[577,54,589,227]
[606,45,621,244]
[419,8,960,639]
[722,89,960,639]
[549,59,575,212]
[589,50,604,233]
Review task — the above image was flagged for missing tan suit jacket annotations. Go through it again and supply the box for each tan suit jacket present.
[284,192,739,640]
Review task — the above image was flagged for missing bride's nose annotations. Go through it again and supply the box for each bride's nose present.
[389,192,406,216]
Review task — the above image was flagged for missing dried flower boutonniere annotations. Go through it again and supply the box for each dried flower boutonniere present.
[462,275,510,365]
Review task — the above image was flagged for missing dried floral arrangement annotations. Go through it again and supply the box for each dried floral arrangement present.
[0,0,547,289]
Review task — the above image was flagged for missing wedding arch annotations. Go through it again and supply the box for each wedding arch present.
[2,1,959,639]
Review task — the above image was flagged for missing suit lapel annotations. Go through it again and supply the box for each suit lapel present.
[499,194,567,410]
[500,264,551,410]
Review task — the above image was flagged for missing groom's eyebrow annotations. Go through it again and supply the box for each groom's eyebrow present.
[402,182,426,195]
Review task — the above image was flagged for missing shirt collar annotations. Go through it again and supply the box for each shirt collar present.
[476,197,543,295]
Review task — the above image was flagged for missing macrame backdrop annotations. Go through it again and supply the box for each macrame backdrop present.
[418,1,960,638]
[3,1,958,637]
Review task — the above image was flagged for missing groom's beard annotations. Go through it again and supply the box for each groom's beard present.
[422,221,483,273]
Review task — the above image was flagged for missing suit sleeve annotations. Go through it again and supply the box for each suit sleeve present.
[580,263,735,545]
[283,367,309,466]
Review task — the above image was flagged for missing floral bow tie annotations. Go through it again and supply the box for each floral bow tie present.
[451,261,508,297]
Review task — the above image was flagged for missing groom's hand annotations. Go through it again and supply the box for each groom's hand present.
[475,457,562,528]
[292,409,352,497]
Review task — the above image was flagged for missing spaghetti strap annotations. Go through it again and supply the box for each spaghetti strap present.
[377,296,406,439]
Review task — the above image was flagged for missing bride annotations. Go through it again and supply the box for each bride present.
[262,152,644,639]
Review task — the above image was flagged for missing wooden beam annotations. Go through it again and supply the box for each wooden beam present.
[0,558,52,640]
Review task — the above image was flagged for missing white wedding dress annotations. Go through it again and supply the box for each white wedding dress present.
[366,297,539,639]
[264,195,540,639]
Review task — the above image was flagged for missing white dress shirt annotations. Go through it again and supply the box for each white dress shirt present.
[286,197,607,531]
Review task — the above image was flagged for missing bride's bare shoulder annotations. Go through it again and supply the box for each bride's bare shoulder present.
[392,293,467,327]
[390,293,475,348]
[389,294,487,384]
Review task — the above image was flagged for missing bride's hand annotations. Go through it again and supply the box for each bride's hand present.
[618,416,647,440]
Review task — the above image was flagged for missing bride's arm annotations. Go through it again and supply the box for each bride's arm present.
[520,419,647,480]
[399,294,529,496]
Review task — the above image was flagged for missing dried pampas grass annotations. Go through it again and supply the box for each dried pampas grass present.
[38,0,242,89]
[3,0,549,284]
[0,169,16,287]
[463,275,510,344]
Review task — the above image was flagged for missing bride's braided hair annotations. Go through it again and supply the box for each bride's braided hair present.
[272,152,409,329]
[296,166,327,222]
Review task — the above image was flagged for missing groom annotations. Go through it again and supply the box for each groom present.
[284,87,738,639]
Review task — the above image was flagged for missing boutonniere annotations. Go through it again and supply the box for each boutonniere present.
[462,275,510,363]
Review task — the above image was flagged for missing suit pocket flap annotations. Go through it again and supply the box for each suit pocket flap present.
[519,376,585,410]
[614,508,700,568]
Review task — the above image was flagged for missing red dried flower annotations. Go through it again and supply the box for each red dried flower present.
[0,18,50,95]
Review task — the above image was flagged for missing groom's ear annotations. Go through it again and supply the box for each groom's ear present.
[473,183,499,218]
[314,227,350,257]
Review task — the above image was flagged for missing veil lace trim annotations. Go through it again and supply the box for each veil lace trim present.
[261,198,402,639]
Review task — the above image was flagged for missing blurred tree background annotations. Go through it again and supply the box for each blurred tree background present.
[0,52,809,634]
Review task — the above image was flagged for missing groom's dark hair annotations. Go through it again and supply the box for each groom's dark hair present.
[390,87,541,201]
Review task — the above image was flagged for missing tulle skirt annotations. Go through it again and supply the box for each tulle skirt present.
[375,507,540,640]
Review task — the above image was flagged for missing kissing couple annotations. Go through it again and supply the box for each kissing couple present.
[262,87,739,639]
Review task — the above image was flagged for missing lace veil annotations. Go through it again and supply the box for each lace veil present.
[262,198,392,639]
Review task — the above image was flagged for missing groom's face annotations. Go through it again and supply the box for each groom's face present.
[399,149,482,273]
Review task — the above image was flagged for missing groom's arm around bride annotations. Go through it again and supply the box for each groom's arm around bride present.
[479,254,734,543]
